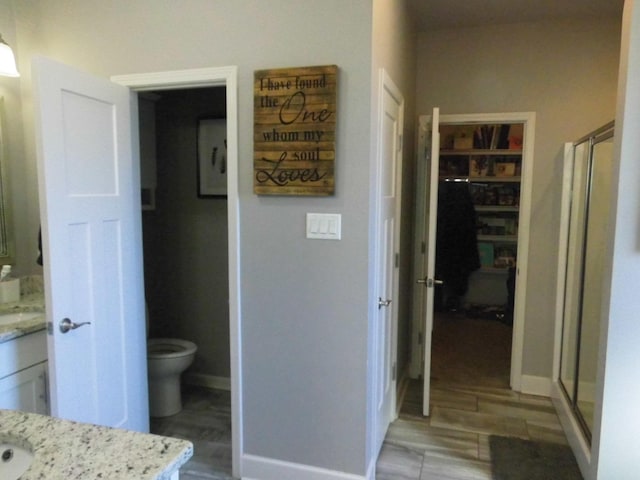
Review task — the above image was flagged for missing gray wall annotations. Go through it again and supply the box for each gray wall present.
[7,0,623,476]
[415,18,621,379]
[143,88,230,379]
[9,0,375,475]
[594,3,640,476]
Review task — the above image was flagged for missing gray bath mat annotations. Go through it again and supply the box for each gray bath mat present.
[489,435,583,480]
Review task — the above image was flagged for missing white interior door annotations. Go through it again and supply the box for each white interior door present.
[411,110,440,416]
[33,56,148,431]
[374,71,404,453]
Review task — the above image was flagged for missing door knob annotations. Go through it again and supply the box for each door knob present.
[378,297,392,309]
[59,318,91,334]
[416,276,444,288]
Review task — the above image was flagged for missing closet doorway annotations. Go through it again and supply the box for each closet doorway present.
[411,110,535,415]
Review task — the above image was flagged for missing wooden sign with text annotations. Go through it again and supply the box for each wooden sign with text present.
[254,65,337,195]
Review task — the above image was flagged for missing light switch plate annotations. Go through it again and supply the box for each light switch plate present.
[306,213,341,240]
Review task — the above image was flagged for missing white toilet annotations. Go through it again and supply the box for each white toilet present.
[147,338,198,417]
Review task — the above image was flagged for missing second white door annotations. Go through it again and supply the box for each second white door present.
[374,70,404,453]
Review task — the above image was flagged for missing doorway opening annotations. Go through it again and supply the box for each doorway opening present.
[112,66,241,478]
[138,86,233,476]
[411,112,535,416]
[431,119,518,390]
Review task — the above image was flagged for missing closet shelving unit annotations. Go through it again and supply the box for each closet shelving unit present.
[439,123,524,277]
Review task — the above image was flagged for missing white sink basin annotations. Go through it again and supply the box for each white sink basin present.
[0,435,34,480]
[0,312,42,326]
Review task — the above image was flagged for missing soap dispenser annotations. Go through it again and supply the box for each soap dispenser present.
[0,265,11,281]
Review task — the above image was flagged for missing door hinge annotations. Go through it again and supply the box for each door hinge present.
[395,252,399,268]
[421,241,426,254]
[392,362,397,381]
[418,331,423,345]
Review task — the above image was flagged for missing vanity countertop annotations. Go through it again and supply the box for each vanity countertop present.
[0,409,193,479]
[0,292,46,344]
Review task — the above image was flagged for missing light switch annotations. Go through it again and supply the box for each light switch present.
[306,213,341,240]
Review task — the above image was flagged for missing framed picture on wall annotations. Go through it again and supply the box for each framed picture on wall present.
[197,116,227,197]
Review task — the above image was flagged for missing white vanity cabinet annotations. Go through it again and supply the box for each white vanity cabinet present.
[0,329,48,414]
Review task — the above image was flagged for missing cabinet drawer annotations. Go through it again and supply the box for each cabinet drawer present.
[0,361,48,414]
[0,330,47,379]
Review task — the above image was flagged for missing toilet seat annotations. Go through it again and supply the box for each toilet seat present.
[148,338,197,359]
[147,337,198,417]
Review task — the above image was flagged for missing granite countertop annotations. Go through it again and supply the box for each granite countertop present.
[0,293,46,344]
[0,409,193,479]
[0,276,46,343]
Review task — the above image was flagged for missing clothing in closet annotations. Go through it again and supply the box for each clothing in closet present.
[435,181,480,309]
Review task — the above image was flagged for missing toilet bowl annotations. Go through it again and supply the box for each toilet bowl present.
[147,338,198,417]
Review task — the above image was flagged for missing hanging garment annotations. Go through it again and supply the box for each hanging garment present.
[435,181,480,298]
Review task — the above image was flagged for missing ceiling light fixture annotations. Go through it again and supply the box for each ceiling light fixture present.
[0,34,20,77]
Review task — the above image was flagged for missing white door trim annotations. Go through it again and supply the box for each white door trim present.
[111,66,242,478]
[410,111,535,393]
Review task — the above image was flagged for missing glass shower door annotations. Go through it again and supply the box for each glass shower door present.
[559,122,614,441]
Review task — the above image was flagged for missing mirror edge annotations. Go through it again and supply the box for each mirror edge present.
[0,96,16,264]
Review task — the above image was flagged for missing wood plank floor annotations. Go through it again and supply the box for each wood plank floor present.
[376,313,570,480]
[150,313,571,480]
[150,387,234,479]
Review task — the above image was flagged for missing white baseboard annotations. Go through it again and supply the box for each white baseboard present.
[242,454,367,480]
[184,372,231,391]
[519,374,552,397]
